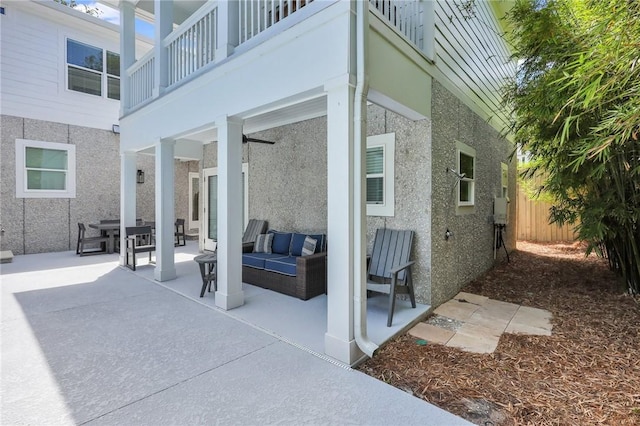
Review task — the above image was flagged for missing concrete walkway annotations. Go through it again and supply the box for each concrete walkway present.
[1,251,470,425]
[409,292,553,354]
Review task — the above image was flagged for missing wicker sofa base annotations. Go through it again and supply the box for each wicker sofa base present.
[242,251,327,300]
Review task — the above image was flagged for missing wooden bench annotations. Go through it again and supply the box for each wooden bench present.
[124,226,155,271]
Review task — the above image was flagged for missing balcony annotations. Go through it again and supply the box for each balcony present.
[122,0,433,113]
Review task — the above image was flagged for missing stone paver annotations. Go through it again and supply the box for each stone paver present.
[433,299,480,322]
[453,292,488,306]
[408,322,455,344]
[446,323,501,354]
[419,293,553,354]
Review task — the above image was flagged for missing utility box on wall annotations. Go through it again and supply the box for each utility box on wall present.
[494,197,509,225]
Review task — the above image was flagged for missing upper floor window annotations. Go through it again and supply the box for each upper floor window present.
[366,133,395,217]
[456,141,476,207]
[66,39,120,100]
[15,139,76,198]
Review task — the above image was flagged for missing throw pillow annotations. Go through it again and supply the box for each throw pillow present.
[253,233,273,253]
[301,236,317,256]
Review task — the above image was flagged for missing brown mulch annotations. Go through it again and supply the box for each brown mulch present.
[358,241,640,425]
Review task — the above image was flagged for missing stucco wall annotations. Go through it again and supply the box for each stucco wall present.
[0,115,195,255]
[430,81,517,307]
[365,105,433,304]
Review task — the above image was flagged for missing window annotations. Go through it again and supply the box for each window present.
[366,133,395,217]
[501,162,509,198]
[67,39,120,100]
[16,139,76,198]
[456,141,476,207]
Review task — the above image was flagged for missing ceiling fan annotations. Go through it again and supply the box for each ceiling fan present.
[242,134,275,145]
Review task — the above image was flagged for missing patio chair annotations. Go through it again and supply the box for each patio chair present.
[124,226,155,271]
[366,228,416,327]
[242,219,268,250]
[175,218,186,246]
[76,223,109,256]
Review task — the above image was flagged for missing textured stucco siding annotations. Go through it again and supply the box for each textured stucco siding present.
[430,81,517,307]
[0,115,195,255]
[365,105,433,304]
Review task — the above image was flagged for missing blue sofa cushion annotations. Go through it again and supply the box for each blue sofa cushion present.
[269,230,293,255]
[290,232,326,255]
[264,256,297,277]
[242,253,288,270]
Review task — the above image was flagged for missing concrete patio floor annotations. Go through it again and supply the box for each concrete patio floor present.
[1,243,467,425]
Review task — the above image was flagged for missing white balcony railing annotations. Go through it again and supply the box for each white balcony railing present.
[369,0,424,50]
[128,51,155,108]
[165,2,218,87]
[238,0,313,44]
[124,0,426,112]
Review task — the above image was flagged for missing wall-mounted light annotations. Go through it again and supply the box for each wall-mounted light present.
[137,170,145,184]
[112,124,120,134]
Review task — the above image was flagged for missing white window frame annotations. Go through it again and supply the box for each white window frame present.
[456,141,476,207]
[366,133,395,217]
[15,139,76,198]
[65,38,120,101]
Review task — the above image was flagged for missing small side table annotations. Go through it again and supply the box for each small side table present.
[194,253,217,297]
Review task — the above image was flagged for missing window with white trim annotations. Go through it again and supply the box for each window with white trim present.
[366,133,395,216]
[456,141,476,206]
[15,139,76,198]
[67,39,120,100]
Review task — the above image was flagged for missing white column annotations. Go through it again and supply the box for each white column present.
[215,116,244,310]
[154,139,177,282]
[119,151,137,266]
[215,1,239,60]
[119,1,135,114]
[154,0,173,96]
[324,76,363,365]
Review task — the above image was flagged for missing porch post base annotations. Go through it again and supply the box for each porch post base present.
[324,333,365,366]
[154,267,177,282]
[215,290,245,310]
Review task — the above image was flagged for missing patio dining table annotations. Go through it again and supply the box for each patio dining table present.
[88,222,121,254]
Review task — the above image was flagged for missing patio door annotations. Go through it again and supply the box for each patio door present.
[203,164,248,251]
[188,172,200,231]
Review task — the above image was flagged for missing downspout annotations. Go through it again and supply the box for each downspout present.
[353,0,378,358]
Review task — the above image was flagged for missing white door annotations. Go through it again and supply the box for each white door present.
[203,164,249,252]
[188,172,200,231]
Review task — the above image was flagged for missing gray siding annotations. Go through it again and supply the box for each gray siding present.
[0,115,195,255]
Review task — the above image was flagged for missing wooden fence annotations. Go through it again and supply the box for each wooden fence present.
[516,178,578,242]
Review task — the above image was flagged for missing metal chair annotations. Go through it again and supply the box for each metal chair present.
[124,226,155,271]
[366,228,416,327]
[175,218,186,246]
[76,223,109,256]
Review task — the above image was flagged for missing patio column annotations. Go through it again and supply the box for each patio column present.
[215,116,244,310]
[119,151,137,266]
[153,0,173,97]
[119,0,135,114]
[324,75,364,365]
[154,138,176,282]
[216,1,239,60]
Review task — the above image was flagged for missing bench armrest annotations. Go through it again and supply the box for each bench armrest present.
[389,260,415,275]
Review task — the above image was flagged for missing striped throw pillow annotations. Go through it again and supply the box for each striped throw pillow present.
[253,233,273,253]
[301,236,317,256]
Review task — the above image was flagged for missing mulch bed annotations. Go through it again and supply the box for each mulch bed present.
[358,241,640,425]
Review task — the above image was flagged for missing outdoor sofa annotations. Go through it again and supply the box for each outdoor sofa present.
[242,230,327,300]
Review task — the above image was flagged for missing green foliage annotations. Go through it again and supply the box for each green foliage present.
[504,0,640,293]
